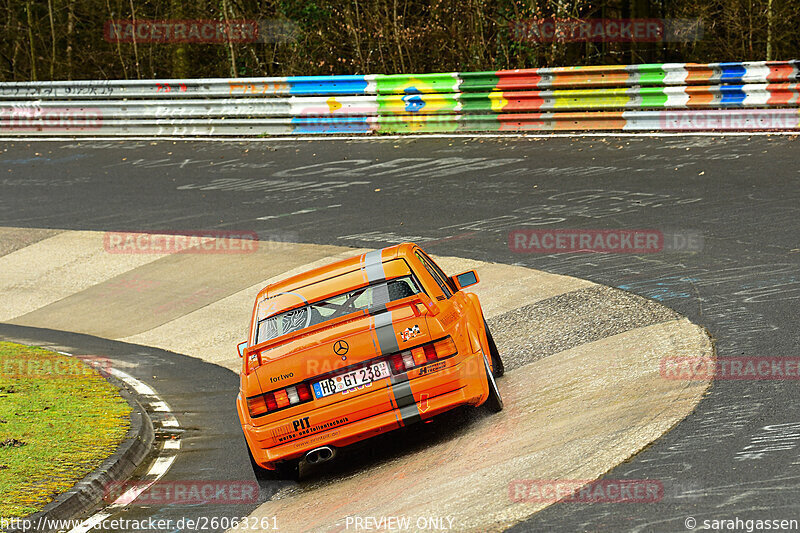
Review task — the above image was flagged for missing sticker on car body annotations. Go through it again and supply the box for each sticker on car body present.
[400,324,421,342]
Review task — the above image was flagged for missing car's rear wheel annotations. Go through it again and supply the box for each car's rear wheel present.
[482,354,504,413]
[247,443,301,482]
[275,459,300,481]
[485,324,505,378]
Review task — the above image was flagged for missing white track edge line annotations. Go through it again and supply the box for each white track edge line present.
[62,360,181,533]
[0,131,798,143]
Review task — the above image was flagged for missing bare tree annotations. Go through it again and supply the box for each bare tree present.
[25,0,36,80]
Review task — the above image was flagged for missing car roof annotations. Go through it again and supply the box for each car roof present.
[257,242,418,300]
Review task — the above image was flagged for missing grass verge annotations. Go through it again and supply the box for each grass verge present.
[0,342,130,518]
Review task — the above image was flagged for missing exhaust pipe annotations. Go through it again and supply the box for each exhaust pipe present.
[305,446,336,464]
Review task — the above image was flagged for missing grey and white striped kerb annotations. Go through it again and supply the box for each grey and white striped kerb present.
[64,362,182,533]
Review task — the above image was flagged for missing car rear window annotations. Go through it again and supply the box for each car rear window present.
[256,275,421,343]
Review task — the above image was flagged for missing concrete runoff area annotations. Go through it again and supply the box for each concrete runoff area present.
[123,253,594,370]
[243,320,709,533]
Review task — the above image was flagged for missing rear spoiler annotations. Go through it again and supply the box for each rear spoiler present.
[243,292,439,374]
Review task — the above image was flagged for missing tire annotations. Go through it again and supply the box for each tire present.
[275,459,300,481]
[247,443,301,482]
[482,354,504,413]
[485,323,505,378]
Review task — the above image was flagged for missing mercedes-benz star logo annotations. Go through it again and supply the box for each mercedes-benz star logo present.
[333,340,349,358]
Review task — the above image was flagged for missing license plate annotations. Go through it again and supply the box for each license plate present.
[312,361,391,399]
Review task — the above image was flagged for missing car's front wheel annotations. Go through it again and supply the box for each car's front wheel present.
[485,324,505,378]
[482,354,504,413]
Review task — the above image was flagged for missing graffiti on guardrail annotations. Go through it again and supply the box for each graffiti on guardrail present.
[0,83,115,97]
[228,81,290,95]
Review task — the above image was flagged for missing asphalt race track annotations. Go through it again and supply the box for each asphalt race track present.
[1,134,799,531]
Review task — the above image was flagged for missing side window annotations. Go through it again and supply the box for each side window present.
[415,251,452,299]
[419,251,458,294]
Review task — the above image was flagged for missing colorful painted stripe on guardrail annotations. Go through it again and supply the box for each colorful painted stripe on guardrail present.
[0,60,798,134]
[460,61,800,92]
[1,61,798,99]
[1,83,796,119]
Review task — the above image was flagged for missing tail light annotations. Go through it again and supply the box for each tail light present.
[265,395,278,411]
[246,395,268,417]
[274,389,290,408]
[392,336,457,373]
[247,381,313,418]
[423,344,437,362]
[247,337,458,417]
[296,383,312,401]
[286,386,300,404]
[411,347,426,366]
[391,353,405,373]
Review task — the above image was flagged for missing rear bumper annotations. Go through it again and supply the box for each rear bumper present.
[241,351,487,468]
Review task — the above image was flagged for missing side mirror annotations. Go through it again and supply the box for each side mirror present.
[237,341,248,357]
[452,270,479,290]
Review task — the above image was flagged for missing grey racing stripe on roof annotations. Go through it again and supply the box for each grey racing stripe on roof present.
[373,310,400,355]
[363,249,386,283]
[364,248,391,307]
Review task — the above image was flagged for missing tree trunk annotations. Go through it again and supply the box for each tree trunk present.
[222,0,238,77]
[47,0,55,79]
[12,19,23,80]
[106,0,128,78]
[66,0,74,79]
[26,0,37,80]
[350,1,366,72]
[128,0,141,78]
[170,0,189,77]
[392,0,405,72]
[766,0,773,60]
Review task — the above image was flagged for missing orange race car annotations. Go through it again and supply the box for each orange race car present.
[236,243,504,480]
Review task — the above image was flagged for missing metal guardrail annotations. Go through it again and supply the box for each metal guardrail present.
[0,60,798,135]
